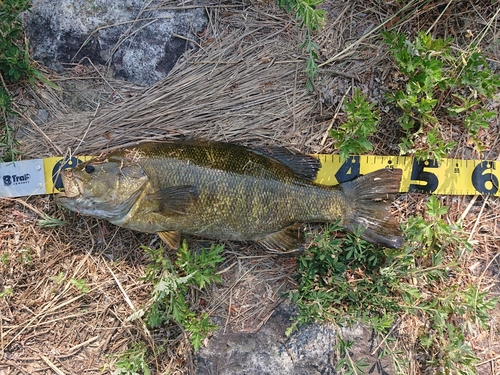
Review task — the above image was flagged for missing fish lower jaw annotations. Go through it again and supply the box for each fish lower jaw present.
[57,190,81,199]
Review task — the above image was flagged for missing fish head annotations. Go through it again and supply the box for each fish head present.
[54,156,149,221]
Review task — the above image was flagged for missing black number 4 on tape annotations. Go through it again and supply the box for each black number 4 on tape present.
[334,156,361,183]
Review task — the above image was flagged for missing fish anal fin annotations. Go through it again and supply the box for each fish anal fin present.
[147,185,199,215]
[258,223,304,251]
[158,230,181,249]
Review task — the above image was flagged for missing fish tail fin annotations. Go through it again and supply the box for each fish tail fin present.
[341,169,403,248]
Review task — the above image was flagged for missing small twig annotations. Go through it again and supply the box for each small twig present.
[371,315,404,355]
[39,354,66,375]
[224,292,233,333]
[477,354,500,366]
[172,32,204,50]
[3,197,46,218]
[105,262,135,311]
[11,105,63,155]
[320,87,350,146]
[426,0,454,34]
[459,195,478,223]
[72,16,173,64]
[62,335,100,357]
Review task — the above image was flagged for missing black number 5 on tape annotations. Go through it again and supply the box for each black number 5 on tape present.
[52,157,84,190]
[409,159,439,193]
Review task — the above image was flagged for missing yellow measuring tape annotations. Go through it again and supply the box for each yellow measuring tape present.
[315,155,499,196]
[0,155,498,198]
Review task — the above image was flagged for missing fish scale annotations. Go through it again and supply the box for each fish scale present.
[133,147,339,239]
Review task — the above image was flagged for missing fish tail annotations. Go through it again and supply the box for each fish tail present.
[340,169,403,248]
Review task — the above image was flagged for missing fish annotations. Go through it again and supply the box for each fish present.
[54,140,404,249]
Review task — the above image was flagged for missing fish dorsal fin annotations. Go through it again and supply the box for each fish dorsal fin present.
[146,185,199,215]
[257,223,304,251]
[251,146,321,181]
[158,230,181,249]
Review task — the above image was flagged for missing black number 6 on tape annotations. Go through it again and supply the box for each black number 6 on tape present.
[472,161,498,195]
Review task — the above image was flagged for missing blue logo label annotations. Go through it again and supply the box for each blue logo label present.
[2,173,31,186]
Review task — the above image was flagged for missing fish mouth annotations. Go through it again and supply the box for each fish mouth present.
[56,170,82,199]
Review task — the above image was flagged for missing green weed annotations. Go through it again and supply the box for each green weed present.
[0,287,14,298]
[276,0,326,90]
[17,247,32,265]
[49,271,65,285]
[334,333,370,375]
[140,241,223,350]
[112,342,151,375]
[0,0,55,162]
[115,241,224,373]
[0,0,36,83]
[288,196,498,374]
[37,215,66,227]
[330,88,379,162]
[70,278,89,293]
[383,31,500,159]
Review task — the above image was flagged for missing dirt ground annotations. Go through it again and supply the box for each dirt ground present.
[1,0,500,374]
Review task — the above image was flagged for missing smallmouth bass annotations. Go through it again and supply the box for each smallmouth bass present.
[55,140,403,249]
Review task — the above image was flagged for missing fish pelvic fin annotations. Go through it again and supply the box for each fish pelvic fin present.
[158,230,181,249]
[341,169,403,249]
[257,223,304,251]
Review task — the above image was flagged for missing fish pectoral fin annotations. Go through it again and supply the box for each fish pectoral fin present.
[257,223,303,251]
[147,185,199,215]
[158,230,181,249]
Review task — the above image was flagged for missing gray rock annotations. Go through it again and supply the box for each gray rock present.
[23,0,207,86]
[197,301,394,375]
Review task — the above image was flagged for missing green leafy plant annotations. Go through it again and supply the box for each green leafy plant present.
[49,271,65,284]
[112,342,151,375]
[1,0,32,162]
[0,0,55,162]
[17,247,32,265]
[121,241,223,369]
[383,31,500,159]
[113,242,224,372]
[330,88,379,161]
[37,215,66,227]
[0,0,36,83]
[140,241,223,350]
[288,196,498,374]
[333,334,370,375]
[277,0,326,90]
[70,278,89,293]
[0,86,20,161]
[0,287,14,298]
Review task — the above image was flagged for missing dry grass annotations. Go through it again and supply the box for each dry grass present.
[2,0,500,374]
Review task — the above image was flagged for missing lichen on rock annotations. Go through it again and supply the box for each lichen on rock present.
[23,0,207,86]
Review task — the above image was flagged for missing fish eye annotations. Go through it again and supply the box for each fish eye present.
[85,164,95,174]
